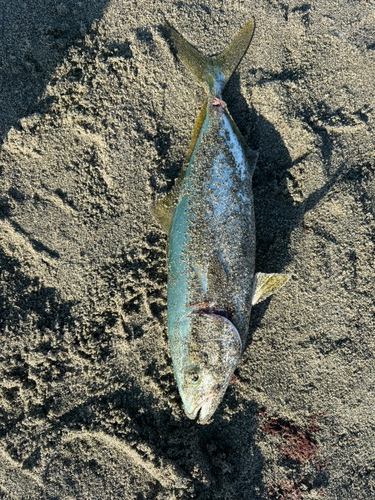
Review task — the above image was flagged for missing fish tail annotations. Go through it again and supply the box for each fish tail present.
[165,19,255,96]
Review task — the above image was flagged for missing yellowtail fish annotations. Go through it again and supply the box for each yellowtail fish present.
[154,19,290,424]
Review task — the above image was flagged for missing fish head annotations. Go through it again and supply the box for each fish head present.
[173,311,242,424]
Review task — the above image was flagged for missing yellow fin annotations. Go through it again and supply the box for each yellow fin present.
[207,251,228,296]
[251,273,290,305]
[152,191,176,234]
[165,19,255,94]
[214,19,255,87]
[152,101,207,235]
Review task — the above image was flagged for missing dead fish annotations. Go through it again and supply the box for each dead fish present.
[154,19,290,424]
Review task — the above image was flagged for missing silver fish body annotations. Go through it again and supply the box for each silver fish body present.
[154,20,289,423]
[168,99,256,422]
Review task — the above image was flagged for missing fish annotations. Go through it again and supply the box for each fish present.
[153,19,290,424]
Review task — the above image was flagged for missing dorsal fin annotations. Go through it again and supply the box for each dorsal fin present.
[152,101,208,234]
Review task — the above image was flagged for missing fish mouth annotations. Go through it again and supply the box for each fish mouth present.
[185,393,217,424]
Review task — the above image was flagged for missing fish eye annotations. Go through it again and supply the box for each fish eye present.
[185,368,201,385]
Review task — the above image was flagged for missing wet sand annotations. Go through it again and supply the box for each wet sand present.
[1,1,375,499]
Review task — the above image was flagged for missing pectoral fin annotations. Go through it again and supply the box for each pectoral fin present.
[207,251,228,296]
[251,272,290,305]
[192,260,207,293]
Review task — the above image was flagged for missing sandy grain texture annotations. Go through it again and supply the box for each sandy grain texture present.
[1,1,374,499]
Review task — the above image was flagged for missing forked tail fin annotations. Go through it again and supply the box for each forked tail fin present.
[165,19,255,96]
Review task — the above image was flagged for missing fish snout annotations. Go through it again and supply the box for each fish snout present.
[185,393,217,424]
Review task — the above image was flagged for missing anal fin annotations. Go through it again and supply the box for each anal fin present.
[251,272,290,305]
[225,110,258,178]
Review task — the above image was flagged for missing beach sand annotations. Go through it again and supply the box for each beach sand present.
[1,1,375,498]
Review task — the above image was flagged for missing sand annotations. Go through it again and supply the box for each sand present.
[1,1,375,499]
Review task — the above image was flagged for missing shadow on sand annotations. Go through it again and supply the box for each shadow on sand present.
[224,72,359,339]
[0,0,110,143]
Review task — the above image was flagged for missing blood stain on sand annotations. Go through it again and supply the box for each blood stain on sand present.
[261,416,319,462]
[258,411,327,499]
